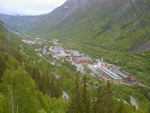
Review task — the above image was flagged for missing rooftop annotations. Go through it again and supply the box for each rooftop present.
[73,56,92,60]
[114,71,129,78]
[99,66,122,80]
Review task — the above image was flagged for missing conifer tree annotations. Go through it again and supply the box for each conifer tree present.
[115,100,127,113]
[103,81,114,113]
[93,84,105,113]
[67,74,82,113]
[148,102,150,113]
[93,81,115,113]
[81,74,91,113]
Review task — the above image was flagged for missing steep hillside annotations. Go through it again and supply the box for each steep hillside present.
[0,0,150,86]
[47,0,150,51]
[0,20,71,113]
[1,3,150,111]
[32,0,150,86]
[0,0,88,33]
[1,0,149,51]
[0,0,150,51]
[0,14,39,33]
[0,21,150,113]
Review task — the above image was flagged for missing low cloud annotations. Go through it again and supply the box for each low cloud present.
[0,0,67,15]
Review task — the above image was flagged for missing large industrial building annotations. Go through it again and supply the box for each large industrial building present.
[115,70,136,82]
[98,66,123,84]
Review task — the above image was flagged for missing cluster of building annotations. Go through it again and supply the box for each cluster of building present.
[48,39,94,72]
[48,39,136,84]
[22,39,36,45]
[49,46,70,58]
[26,38,136,85]
[88,59,136,84]
[22,38,47,45]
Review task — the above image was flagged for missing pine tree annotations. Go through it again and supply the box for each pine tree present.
[67,74,82,113]
[1,66,40,113]
[115,100,127,113]
[103,81,114,113]
[81,74,91,113]
[93,81,115,113]
[148,102,150,113]
[93,84,105,113]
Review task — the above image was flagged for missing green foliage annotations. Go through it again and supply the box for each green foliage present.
[0,66,40,113]
[1,3,150,111]
[0,23,68,113]
[93,82,115,113]
[116,101,127,113]
[67,75,83,113]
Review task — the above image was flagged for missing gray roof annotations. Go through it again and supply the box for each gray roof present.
[73,56,92,61]
[114,71,129,78]
[99,67,122,80]
[121,70,131,76]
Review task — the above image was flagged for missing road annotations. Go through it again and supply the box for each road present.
[43,46,47,55]
[63,91,69,99]
[130,96,139,109]
[138,82,150,89]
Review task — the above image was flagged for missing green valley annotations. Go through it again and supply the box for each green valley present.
[0,0,150,112]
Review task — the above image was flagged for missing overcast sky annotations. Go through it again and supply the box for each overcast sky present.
[0,0,67,15]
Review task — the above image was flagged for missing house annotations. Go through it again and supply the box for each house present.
[72,56,94,64]
[52,39,59,45]
[22,39,36,45]
[65,50,80,56]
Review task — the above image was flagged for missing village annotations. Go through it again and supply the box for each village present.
[22,38,137,85]
[22,38,140,109]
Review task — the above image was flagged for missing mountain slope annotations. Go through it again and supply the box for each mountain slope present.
[0,20,70,113]
[1,0,149,51]
[47,0,150,51]
[0,21,150,113]
[0,0,89,33]
[0,2,150,112]
[0,14,39,33]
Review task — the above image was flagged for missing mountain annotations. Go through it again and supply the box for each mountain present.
[1,0,149,85]
[0,0,150,51]
[47,0,150,51]
[0,20,150,113]
[0,0,88,33]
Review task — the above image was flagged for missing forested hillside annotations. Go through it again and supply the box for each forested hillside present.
[0,0,150,50]
[45,0,150,87]
[0,21,150,113]
[47,0,150,51]
[0,21,67,113]
[0,0,88,34]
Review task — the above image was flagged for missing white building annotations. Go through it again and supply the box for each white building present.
[22,39,36,45]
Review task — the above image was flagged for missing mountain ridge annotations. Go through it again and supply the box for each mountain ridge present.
[0,0,150,51]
